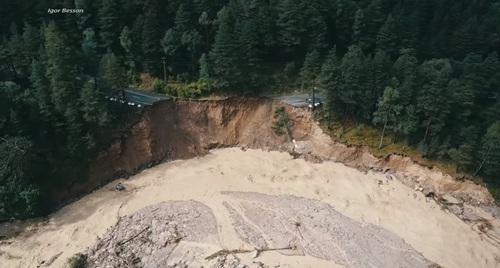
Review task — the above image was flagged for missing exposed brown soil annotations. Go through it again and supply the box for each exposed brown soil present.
[3,97,500,268]
[54,97,497,217]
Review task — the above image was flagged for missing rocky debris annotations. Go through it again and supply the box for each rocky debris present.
[85,201,219,267]
[211,254,247,268]
[115,183,126,192]
[223,192,436,268]
[80,97,498,233]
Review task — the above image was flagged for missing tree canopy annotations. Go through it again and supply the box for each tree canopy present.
[1,0,500,218]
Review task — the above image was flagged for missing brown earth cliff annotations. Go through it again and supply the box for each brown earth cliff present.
[55,97,498,222]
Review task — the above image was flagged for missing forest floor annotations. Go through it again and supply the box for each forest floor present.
[1,98,500,268]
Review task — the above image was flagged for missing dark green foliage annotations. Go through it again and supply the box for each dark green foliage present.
[99,52,128,90]
[373,86,402,148]
[209,6,241,90]
[272,107,292,139]
[66,253,87,268]
[0,137,40,219]
[339,45,372,119]
[142,0,162,74]
[319,48,341,119]
[198,53,210,80]
[376,15,399,57]
[416,59,453,145]
[299,50,322,89]
[478,123,500,177]
[79,80,110,128]
[2,0,500,218]
[98,0,121,50]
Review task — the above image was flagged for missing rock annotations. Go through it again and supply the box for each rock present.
[115,183,125,192]
[442,194,461,205]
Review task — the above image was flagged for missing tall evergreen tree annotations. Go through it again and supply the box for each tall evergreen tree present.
[99,52,127,90]
[416,59,453,145]
[299,50,322,89]
[376,15,400,57]
[44,22,80,118]
[339,45,371,119]
[373,86,402,148]
[277,0,306,54]
[319,47,341,120]
[142,1,162,75]
[79,80,110,128]
[476,122,500,176]
[81,28,98,74]
[98,0,121,50]
[198,53,210,80]
[209,6,241,89]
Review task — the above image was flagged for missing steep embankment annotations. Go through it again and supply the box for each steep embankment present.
[58,97,498,216]
[2,97,500,268]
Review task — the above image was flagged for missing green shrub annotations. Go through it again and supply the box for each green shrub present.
[166,80,212,98]
[272,107,293,139]
[153,79,168,94]
[66,253,87,268]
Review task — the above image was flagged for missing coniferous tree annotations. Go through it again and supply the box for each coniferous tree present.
[79,80,110,128]
[373,86,402,148]
[277,0,306,54]
[98,0,121,50]
[142,0,162,75]
[335,0,358,53]
[119,26,138,82]
[99,52,127,90]
[299,50,322,89]
[44,22,80,118]
[370,50,392,104]
[376,15,399,57]
[198,53,210,80]
[476,122,500,176]
[416,59,453,145]
[21,22,41,68]
[30,59,52,121]
[320,47,342,120]
[362,0,385,52]
[448,126,480,172]
[339,45,371,119]
[210,6,241,90]
[0,136,40,219]
[353,9,368,50]
[81,28,98,75]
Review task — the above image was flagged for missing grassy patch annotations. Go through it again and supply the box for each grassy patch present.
[322,119,500,203]
[323,121,459,176]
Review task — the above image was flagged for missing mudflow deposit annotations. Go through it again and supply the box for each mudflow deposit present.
[1,98,500,268]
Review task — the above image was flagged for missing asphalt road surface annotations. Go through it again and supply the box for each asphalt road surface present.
[274,93,324,107]
[109,88,170,107]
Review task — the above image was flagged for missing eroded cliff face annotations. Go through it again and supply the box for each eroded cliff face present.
[88,98,293,182]
[54,97,498,218]
[53,98,297,203]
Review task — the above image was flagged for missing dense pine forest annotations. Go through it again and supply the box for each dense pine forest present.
[1,0,500,219]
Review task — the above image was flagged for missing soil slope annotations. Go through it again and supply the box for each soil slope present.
[1,98,500,267]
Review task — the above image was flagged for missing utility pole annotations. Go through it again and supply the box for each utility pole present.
[162,57,167,81]
[312,86,316,110]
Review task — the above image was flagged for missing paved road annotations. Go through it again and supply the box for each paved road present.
[110,89,321,108]
[274,93,324,107]
[123,89,170,106]
[109,88,170,107]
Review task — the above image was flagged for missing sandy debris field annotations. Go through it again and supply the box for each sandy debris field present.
[1,148,500,267]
